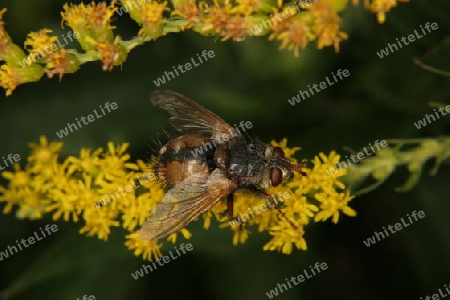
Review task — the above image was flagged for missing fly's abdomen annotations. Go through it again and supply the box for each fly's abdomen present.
[156,134,216,184]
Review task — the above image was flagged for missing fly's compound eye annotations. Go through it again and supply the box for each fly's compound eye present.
[270,167,282,187]
[273,146,285,158]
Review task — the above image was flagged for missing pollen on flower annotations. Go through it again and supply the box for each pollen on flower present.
[201,4,231,35]
[358,0,409,24]
[39,49,76,79]
[222,16,249,42]
[62,2,117,34]
[89,1,118,30]
[171,0,201,30]
[271,18,315,57]
[88,36,127,71]
[24,29,58,57]
[61,2,117,51]
[314,13,348,52]
[61,3,90,30]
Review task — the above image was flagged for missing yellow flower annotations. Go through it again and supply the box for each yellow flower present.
[66,147,103,174]
[99,142,139,177]
[352,0,409,23]
[308,0,347,52]
[201,3,229,33]
[24,29,58,58]
[61,2,117,50]
[270,17,315,57]
[121,190,160,231]
[202,2,250,41]
[232,226,251,245]
[167,228,192,244]
[133,1,170,39]
[234,0,260,16]
[15,187,47,220]
[28,136,63,171]
[21,29,81,78]
[45,49,80,79]
[85,35,127,71]
[171,0,202,30]
[365,0,409,24]
[125,231,164,261]
[1,0,411,95]
[314,13,347,52]
[0,136,356,260]
[263,220,307,253]
[0,63,45,96]
[1,164,30,190]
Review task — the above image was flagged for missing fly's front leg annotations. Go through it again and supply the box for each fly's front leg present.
[243,186,299,231]
[242,186,279,209]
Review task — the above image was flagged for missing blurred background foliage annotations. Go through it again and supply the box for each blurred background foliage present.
[0,0,449,300]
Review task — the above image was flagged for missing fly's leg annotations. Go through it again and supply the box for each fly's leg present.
[227,192,244,230]
[243,187,300,232]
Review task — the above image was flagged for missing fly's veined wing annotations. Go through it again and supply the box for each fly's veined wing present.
[140,169,237,241]
[151,90,239,140]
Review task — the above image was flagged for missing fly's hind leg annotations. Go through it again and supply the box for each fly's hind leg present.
[227,192,235,221]
[227,192,244,230]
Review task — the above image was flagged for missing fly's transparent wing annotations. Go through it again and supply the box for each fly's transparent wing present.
[140,169,237,241]
[151,90,239,140]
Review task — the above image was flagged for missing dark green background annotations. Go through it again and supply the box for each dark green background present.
[1,0,449,299]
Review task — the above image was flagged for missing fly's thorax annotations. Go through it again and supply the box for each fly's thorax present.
[221,137,268,184]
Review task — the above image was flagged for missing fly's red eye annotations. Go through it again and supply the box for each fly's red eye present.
[273,147,285,158]
[270,167,282,187]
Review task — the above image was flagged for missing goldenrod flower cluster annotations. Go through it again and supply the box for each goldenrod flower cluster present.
[0,136,355,260]
[0,0,408,96]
